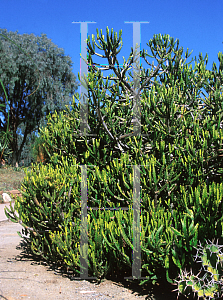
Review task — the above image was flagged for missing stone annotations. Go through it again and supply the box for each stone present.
[0,190,23,203]
[2,193,12,203]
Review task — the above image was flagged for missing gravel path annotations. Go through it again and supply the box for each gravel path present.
[0,220,188,300]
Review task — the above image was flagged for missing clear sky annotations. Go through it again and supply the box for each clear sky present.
[1,0,223,118]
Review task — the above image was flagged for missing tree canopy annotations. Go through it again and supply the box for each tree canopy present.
[0,28,79,166]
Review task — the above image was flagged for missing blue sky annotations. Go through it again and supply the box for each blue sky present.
[1,0,223,130]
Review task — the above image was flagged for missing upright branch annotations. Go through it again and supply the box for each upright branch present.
[77,27,219,161]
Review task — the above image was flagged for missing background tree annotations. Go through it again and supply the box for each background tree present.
[0,28,79,166]
[13,122,43,167]
[0,101,13,166]
[0,65,13,166]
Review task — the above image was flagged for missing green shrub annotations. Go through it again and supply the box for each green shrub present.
[5,152,223,284]
[5,29,223,294]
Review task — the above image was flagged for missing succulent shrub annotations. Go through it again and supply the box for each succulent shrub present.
[5,28,223,288]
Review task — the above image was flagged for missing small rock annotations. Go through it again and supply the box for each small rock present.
[2,193,12,203]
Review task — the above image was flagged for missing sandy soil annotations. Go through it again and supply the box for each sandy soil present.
[0,220,189,300]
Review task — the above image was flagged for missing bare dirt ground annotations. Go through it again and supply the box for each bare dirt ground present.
[0,167,26,195]
[0,219,190,300]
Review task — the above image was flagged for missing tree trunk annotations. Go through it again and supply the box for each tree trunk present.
[8,120,29,167]
[10,149,20,167]
[8,130,21,167]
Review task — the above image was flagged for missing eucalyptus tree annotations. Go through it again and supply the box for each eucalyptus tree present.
[0,28,79,166]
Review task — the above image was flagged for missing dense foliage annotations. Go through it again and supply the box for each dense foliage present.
[0,28,79,166]
[6,27,223,299]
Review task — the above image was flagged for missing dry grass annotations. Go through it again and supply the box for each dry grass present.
[0,165,30,203]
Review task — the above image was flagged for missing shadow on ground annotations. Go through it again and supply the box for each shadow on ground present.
[13,239,195,300]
